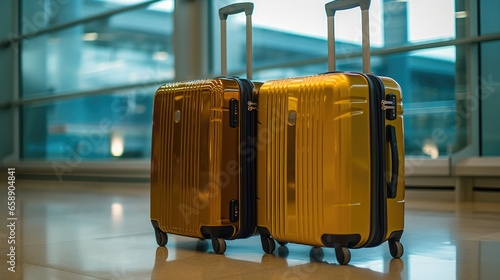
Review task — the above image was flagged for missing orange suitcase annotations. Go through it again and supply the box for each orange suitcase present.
[150,3,259,254]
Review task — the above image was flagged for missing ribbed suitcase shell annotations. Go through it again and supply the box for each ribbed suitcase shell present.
[151,78,256,242]
[150,3,258,253]
[256,73,404,248]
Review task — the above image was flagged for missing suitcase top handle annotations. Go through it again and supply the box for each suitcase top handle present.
[325,0,371,73]
[219,2,254,20]
[219,2,254,79]
[325,0,370,16]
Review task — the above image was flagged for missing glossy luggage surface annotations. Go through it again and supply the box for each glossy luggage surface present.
[150,2,258,254]
[256,0,405,264]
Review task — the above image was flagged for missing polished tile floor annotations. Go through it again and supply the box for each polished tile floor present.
[1,179,500,280]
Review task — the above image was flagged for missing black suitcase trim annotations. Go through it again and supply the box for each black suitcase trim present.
[200,225,235,239]
[321,233,361,248]
[232,78,257,239]
[363,74,389,248]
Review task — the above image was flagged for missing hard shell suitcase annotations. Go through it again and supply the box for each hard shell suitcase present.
[150,2,259,254]
[256,0,405,264]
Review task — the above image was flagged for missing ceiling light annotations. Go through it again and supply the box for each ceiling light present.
[153,51,169,61]
[111,133,124,157]
[83,32,99,41]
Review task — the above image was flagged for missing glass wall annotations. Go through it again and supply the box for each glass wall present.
[5,0,499,160]
[22,88,155,159]
[213,0,461,158]
[479,0,500,156]
[20,0,173,159]
[21,1,173,97]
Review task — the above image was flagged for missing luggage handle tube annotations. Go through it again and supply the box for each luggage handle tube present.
[386,125,399,199]
[219,2,253,79]
[325,0,371,73]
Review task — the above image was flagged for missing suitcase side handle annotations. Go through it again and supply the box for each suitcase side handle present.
[219,2,253,79]
[386,125,399,199]
[325,0,371,73]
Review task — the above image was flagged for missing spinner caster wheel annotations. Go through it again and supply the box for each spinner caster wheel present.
[211,238,227,254]
[389,240,404,258]
[155,228,168,246]
[261,236,276,254]
[276,240,288,246]
[335,247,351,265]
[310,246,324,262]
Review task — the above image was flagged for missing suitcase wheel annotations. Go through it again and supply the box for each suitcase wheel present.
[261,236,276,254]
[389,241,404,258]
[309,246,324,262]
[276,240,288,246]
[211,238,227,254]
[335,247,351,265]
[155,228,168,247]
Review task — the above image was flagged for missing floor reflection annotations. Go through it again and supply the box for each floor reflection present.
[151,239,406,280]
[2,179,500,279]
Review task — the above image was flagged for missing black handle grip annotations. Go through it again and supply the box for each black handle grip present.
[219,2,254,20]
[325,0,371,16]
[386,125,399,199]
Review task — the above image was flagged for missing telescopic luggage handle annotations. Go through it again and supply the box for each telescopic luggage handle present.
[325,0,370,14]
[325,0,371,73]
[219,2,254,79]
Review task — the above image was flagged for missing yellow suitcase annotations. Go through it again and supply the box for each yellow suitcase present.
[256,0,405,265]
[150,3,259,254]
